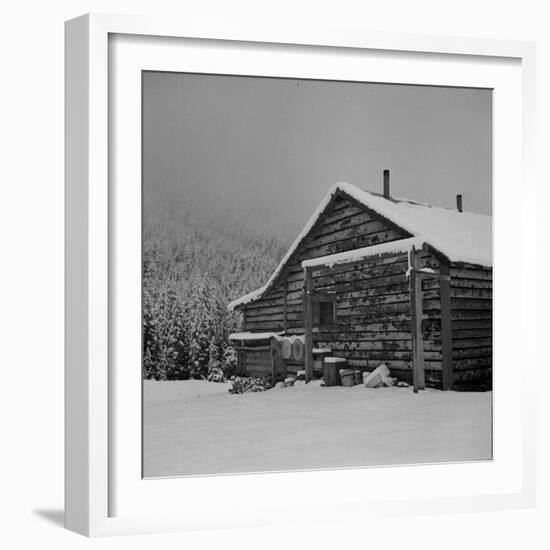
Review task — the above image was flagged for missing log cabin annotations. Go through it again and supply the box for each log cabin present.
[228,177,492,391]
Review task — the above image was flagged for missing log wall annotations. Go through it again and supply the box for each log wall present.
[244,192,410,334]
[310,249,443,385]
[449,263,493,390]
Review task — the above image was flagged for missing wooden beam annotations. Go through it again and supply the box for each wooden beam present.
[303,267,314,382]
[409,248,425,392]
[270,338,280,385]
[440,262,454,390]
[283,277,288,332]
[233,345,272,352]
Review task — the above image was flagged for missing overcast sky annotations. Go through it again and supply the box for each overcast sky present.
[143,72,492,243]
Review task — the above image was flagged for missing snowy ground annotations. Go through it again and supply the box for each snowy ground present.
[143,380,492,478]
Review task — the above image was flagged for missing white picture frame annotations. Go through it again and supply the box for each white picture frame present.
[65,13,537,537]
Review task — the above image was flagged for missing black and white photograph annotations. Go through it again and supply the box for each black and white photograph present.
[141,71,493,478]
[3,0,547,545]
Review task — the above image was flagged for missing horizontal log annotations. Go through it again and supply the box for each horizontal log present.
[314,320,413,333]
[451,268,492,281]
[315,339,442,354]
[338,283,410,300]
[314,212,385,239]
[286,289,304,302]
[332,349,442,361]
[245,309,286,321]
[452,347,492,359]
[451,298,492,310]
[313,274,410,294]
[234,345,272,351]
[337,312,415,325]
[450,279,492,289]
[242,295,284,309]
[338,292,411,309]
[451,310,492,320]
[286,271,410,294]
[450,287,492,299]
[245,321,284,331]
[328,195,360,212]
[318,340,414,352]
[313,263,409,287]
[337,302,412,317]
[311,255,409,281]
[246,306,303,319]
[305,221,393,251]
[424,277,493,292]
[452,328,493,339]
[245,314,287,324]
[453,357,492,370]
[301,231,404,259]
[244,349,272,356]
[286,268,305,282]
[452,337,492,349]
[453,261,493,271]
[314,331,413,341]
[245,305,285,316]
[451,319,493,330]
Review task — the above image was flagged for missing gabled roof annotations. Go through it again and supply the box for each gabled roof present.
[228,182,492,311]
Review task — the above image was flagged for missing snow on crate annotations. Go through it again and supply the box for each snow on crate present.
[228,181,491,311]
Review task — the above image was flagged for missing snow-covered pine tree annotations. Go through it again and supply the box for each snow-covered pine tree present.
[142,215,285,380]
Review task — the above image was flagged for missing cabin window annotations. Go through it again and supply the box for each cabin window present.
[312,294,337,326]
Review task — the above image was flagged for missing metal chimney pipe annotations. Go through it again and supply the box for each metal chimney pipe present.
[456,194,463,212]
[383,169,390,199]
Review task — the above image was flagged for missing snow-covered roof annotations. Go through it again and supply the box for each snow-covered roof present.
[228,182,492,311]
[336,183,492,267]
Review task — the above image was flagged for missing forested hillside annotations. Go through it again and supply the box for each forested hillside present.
[142,214,286,380]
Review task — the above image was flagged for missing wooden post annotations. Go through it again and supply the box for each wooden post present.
[283,277,288,332]
[303,267,314,383]
[270,337,279,385]
[409,248,425,392]
[440,262,454,390]
[237,341,246,376]
[236,341,242,376]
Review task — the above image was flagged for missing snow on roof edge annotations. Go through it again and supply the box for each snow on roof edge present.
[228,183,342,311]
[227,284,268,311]
[228,331,283,341]
[336,182,492,267]
[301,237,424,269]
